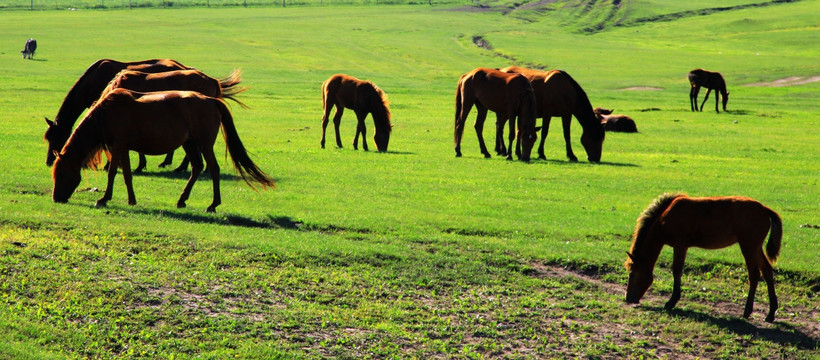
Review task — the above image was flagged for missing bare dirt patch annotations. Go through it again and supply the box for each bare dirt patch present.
[744,76,820,87]
[619,86,663,91]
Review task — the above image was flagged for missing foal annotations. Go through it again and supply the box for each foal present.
[688,69,729,113]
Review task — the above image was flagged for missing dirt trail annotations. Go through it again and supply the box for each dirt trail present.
[744,76,820,87]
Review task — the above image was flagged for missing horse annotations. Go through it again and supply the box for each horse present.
[320,74,393,152]
[100,68,248,172]
[688,69,729,113]
[499,66,605,163]
[625,193,782,322]
[593,107,638,133]
[44,59,191,167]
[453,67,538,161]
[51,89,274,213]
[21,38,37,59]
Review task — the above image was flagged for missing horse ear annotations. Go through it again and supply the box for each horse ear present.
[626,252,636,262]
[52,150,61,160]
[45,117,54,126]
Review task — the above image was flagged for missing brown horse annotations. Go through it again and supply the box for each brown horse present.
[321,74,393,152]
[593,107,638,133]
[100,68,248,172]
[52,89,274,212]
[499,66,605,162]
[44,59,190,167]
[625,193,782,322]
[688,69,729,113]
[454,67,538,161]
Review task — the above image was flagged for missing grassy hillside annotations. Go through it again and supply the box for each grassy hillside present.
[0,0,818,358]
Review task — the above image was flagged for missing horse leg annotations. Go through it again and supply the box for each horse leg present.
[176,142,203,209]
[135,153,147,173]
[760,250,778,322]
[96,151,123,208]
[538,118,551,160]
[201,147,221,213]
[507,115,516,161]
[561,115,578,162]
[321,103,333,149]
[173,155,190,173]
[333,107,344,149]
[689,85,699,112]
[354,110,369,151]
[159,151,174,168]
[494,113,507,156]
[714,90,721,113]
[699,88,712,112]
[741,246,762,319]
[119,154,137,205]
[665,247,688,310]
[474,106,491,158]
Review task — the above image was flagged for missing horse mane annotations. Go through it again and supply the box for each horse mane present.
[218,68,249,109]
[52,59,119,127]
[365,81,392,132]
[625,193,686,269]
[557,70,598,128]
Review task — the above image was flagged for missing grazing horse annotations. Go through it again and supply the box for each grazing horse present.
[453,67,538,161]
[51,89,274,213]
[44,59,191,167]
[21,38,37,59]
[101,68,248,172]
[625,193,782,322]
[320,74,393,152]
[593,107,638,133]
[688,69,729,113]
[499,66,605,163]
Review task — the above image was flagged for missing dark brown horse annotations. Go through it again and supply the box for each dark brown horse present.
[499,66,605,162]
[593,107,638,133]
[454,67,538,161]
[101,68,248,172]
[44,59,190,167]
[688,69,729,113]
[52,89,274,212]
[321,74,393,152]
[625,193,782,322]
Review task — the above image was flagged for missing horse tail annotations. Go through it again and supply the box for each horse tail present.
[764,207,782,265]
[454,74,466,146]
[215,99,275,190]
[219,68,249,109]
[626,193,684,269]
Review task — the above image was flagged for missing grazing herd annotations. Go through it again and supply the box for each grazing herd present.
[41,55,780,322]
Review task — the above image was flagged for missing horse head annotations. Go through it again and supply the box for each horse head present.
[722,92,729,112]
[580,123,605,163]
[374,125,391,152]
[44,118,71,166]
[51,152,81,203]
[624,252,654,304]
[517,84,538,161]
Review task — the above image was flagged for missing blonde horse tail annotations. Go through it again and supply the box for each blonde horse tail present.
[765,208,782,265]
[219,68,249,109]
[215,99,275,189]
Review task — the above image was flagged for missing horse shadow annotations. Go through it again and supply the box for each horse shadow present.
[130,207,304,230]
[133,169,244,182]
[645,305,819,350]
[529,158,639,167]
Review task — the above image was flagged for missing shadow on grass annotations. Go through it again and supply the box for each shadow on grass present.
[529,158,639,167]
[646,305,820,350]
[132,169,244,182]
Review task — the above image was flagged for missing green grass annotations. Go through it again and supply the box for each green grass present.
[1,1,819,358]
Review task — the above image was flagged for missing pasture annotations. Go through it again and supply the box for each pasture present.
[1,0,818,358]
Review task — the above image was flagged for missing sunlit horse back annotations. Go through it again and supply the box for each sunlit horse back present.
[320,74,393,152]
[625,193,782,322]
[52,89,274,212]
[454,67,538,161]
[500,66,605,163]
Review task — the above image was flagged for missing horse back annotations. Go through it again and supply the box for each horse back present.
[659,196,774,249]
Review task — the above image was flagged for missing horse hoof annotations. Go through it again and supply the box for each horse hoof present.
[568,158,579,163]
[483,153,491,159]
[765,314,775,323]
[177,201,187,209]
[95,200,107,208]
[206,206,217,213]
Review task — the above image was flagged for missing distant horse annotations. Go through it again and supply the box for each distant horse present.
[44,59,191,167]
[21,38,37,59]
[625,193,782,322]
[101,68,248,172]
[51,89,274,213]
[688,69,729,113]
[454,67,538,161]
[499,66,605,162]
[321,74,393,152]
[593,107,638,133]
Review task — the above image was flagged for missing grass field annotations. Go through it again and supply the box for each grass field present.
[1,0,818,358]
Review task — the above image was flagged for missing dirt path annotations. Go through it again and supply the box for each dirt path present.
[745,76,820,87]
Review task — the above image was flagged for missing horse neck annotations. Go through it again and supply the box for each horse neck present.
[54,60,124,129]
[61,115,104,166]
